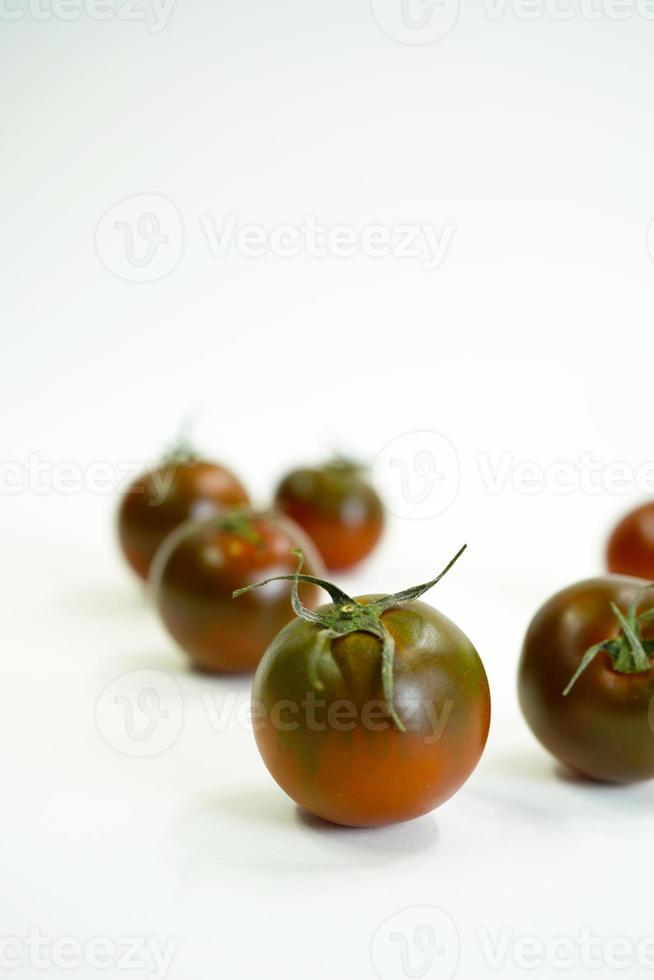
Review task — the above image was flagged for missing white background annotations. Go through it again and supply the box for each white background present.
[3,0,654,977]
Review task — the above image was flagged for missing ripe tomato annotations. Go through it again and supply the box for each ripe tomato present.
[606,501,654,579]
[236,547,490,827]
[518,576,654,783]
[151,511,323,673]
[273,460,384,571]
[117,453,249,580]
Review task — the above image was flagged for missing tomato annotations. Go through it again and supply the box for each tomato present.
[518,576,654,783]
[607,501,654,579]
[236,547,490,827]
[117,453,249,580]
[151,511,323,673]
[273,460,384,571]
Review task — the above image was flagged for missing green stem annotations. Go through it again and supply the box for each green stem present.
[610,602,650,673]
[372,545,467,612]
[563,586,654,695]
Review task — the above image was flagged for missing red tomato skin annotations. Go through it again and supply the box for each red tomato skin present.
[117,459,249,580]
[518,576,654,783]
[151,512,323,674]
[606,502,654,579]
[252,599,490,827]
[274,465,384,571]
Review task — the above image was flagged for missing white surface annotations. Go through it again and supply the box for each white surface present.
[4,2,654,978]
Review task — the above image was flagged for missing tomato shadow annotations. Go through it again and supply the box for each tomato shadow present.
[477,749,654,818]
[552,764,654,812]
[500,751,649,794]
[482,749,626,795]
[554,764,643,791]
[554,764,614,787]
[295,807,440,862]
[173,786,439,870]
[94,648,258,690]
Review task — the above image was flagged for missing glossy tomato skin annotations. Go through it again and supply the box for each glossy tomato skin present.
[118,459,249,580]
[518,576,654,783]
[151,512,323,674]
[607,502,654,579]
[273,465,384,571]
[253,598,490,827]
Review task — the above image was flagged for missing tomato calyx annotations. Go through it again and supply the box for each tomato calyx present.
[163,437,197,465]
[324,453,367,476]
[233,544,468,731]
[563,586,654,696]
[215,510,263,546]
[162,415,200,464]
